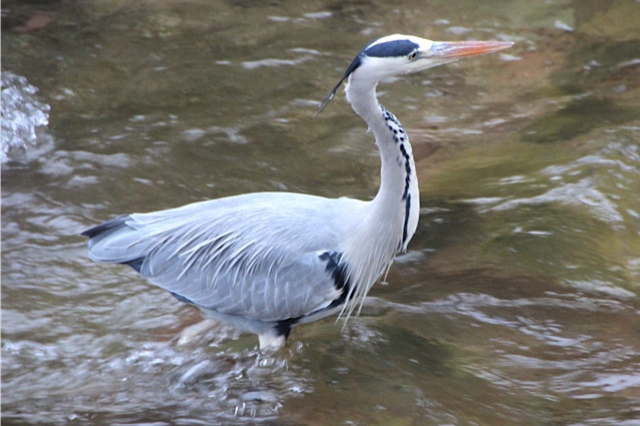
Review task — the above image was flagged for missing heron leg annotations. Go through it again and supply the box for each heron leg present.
[258,333,286,350]
[176,319,219,346]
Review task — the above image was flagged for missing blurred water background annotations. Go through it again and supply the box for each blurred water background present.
[2,0,640,424]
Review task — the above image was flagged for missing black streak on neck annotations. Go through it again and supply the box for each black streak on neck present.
[382,106,413,250]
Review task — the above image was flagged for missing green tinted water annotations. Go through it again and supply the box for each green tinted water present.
[2,0,639,424]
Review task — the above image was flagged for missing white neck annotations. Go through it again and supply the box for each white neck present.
[346,73,420,248]
[339,72,420,319]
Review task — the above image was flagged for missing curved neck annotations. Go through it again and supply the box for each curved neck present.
[337,73,421,321]
[345,75,420,252]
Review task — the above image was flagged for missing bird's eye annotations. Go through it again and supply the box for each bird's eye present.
[408,52,418,60]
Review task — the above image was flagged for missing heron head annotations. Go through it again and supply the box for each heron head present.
[319,34,512,112]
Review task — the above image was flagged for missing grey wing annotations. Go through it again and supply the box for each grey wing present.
[83,193,357,322]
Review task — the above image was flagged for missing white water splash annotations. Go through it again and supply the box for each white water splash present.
[1,72,51,163]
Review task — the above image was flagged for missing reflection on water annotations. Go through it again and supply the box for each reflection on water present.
[2,0,640,424]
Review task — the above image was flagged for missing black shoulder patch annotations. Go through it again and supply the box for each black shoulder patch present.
[319,251,348,290]
[319,251,352,309]
[278,252,352,333]
[365,39,419,58]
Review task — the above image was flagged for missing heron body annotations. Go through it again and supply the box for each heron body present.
[83,34,512,349]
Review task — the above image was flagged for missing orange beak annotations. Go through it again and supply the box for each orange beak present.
[429,40,513,58]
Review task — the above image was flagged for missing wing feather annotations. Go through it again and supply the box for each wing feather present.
[85,192,365,322]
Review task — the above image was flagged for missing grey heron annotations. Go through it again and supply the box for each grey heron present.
[82,34,512,350]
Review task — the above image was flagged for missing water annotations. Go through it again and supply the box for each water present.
[2,0,640,424]
[1,72,51,163]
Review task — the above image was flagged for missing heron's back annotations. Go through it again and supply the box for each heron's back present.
[84,192,366,324]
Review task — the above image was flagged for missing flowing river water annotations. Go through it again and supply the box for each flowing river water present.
[2,0,640,424]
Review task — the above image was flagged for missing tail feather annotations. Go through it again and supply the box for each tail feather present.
[81,215,129,239]
[82,215,148,270]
